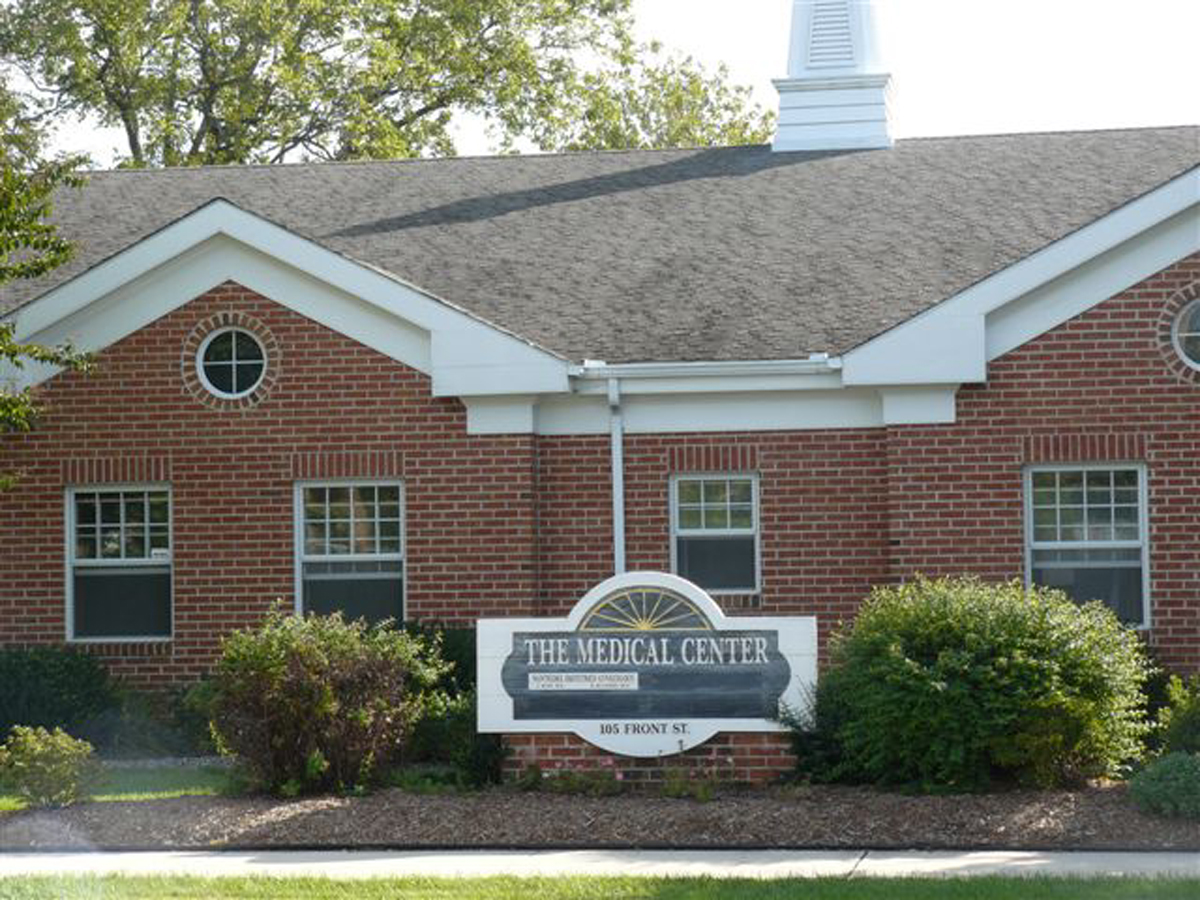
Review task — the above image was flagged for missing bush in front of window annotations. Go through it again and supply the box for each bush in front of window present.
[0,726,99,808]
[208,608,450,795]
[1157,676,1200,756]
[0,647,118,740]
[1129,752,1200,820]
[790,577,1149,792]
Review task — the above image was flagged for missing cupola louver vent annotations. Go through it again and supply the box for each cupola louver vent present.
[807,0,855,68]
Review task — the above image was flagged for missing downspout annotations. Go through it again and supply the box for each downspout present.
[608,377,626,573]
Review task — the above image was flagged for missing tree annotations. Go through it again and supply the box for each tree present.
[528,45,774,152]
[1,82,89,485]
[0,0,772,165]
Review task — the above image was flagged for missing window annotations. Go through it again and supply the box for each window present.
[68,487,171,640]
[296,482,404,624]
[1025,465,1149,626]
[197,327,266,398]
[1174,299,1200,370]
[671,475,759,593]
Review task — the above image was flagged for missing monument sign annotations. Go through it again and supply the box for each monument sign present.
[477,572,817,756]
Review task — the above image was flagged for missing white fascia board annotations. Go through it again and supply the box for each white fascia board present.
[568,358,844,396]
[532,389,885,436]
[880,386,959,426]
[463,395,537,434]
[843,167,1200,386]
[8,199,569,396]
[987,204,1200,360]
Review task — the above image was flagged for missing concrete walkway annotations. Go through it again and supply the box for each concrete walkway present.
[2,849,1199,880]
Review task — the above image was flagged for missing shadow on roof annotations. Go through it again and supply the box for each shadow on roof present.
[327,145,852,237]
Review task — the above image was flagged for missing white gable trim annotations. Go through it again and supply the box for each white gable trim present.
[842,167,1200,385]
[6,199,569,397]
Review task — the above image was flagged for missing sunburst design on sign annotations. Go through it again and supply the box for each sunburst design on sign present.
[579,588,712,632]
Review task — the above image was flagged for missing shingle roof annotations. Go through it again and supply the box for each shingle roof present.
[3,126,1197,363]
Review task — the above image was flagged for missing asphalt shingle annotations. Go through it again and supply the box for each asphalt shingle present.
[3,126,1197,363]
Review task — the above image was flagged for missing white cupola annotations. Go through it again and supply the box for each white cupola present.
[772,0,893,152]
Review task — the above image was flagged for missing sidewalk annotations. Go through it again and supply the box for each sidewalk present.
[2,849,1200,879]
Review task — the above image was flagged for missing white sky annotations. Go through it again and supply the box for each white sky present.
[48,0,1200,163]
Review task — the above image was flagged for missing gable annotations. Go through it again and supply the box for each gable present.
[2,200,569,399]
[842,166,1200,386]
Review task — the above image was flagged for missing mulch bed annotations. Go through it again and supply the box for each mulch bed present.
[3,781,1199,851]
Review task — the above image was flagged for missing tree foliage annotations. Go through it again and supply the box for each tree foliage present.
[530,44,774,152]
[1,87,89,478]
[0,0,773,164]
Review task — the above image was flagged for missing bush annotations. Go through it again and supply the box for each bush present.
[0,647,117,739]
[0,726,98,807]
[406,689,506,787]
[208,609,449,795]
[1129,752,1200,819]
[794,577,1149,792]
[1159,676,1200,755]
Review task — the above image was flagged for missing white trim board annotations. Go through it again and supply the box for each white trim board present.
[843,168,1200,386]
[6,200,569,398]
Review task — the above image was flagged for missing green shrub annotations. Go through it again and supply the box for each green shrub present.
[0,647,117,739]
[406,689,506,787]
[208,608,449,795]
[0,726,98,807]
[1158,676,1200,755]
[78,688,217,759]
[1129,752,1200,819]
[794,577,1149,792]
[405,623,476,695]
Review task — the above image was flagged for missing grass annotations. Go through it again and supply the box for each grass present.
[1,876,1200,900]
[0,763,231,811]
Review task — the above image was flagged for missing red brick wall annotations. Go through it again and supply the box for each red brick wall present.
[0,282,540,685]
[881,253,1200,670]
[3,252,1197,771]
[503,732,795,786]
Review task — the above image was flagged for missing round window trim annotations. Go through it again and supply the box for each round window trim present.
[1173,299,1200,372]
[195,327,267,399]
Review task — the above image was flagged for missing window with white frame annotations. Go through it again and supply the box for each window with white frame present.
[68,487,171,639]
[671,475,759,592]
[297,482,403,624]
[1025,465,1148,626]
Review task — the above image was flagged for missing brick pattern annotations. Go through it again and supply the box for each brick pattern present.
[503,732,795,785]
[886,253,1200,670]
[2,253,1198,777]
[0,282,538,684]
[180,310,281,409]
[1155,278,1200,385]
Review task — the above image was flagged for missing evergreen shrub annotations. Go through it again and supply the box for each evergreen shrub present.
[0,647,117,739]
[791,577,1149,791]
[208,609,448,795]
[1159,676,1200,755]
[0,726,98,807]
[1129,752,1200,819]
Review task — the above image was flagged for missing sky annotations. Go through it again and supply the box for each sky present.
[45,0,1200,163]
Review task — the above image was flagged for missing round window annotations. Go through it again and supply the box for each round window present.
[197,328,266,398]
[1175,300,1200,371]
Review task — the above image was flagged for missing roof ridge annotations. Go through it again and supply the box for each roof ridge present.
[76,124,1197,175]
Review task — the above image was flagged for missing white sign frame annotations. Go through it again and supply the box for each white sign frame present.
[477,571,817,757]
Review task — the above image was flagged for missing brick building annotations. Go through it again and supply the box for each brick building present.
[1,0,1197,778]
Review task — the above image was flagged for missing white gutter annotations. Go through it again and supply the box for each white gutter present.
[607,377,626,574]
[569,355,841,381]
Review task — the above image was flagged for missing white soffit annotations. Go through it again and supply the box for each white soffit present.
[6,199,569,396]
[842,167,1200,385]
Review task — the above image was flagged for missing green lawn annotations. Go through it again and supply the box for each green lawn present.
[0,764,230,811]
[1,877,1199,900]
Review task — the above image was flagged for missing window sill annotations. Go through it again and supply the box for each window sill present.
[67,638,173,656]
